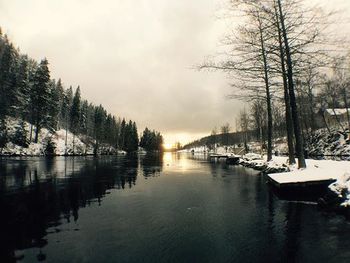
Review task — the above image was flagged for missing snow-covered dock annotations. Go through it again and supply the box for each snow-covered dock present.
[267,158,350,189]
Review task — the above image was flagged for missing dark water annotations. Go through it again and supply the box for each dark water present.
[1,153,350,263]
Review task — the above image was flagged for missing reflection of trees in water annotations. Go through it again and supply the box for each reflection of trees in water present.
[283,203,302,262]
[113,155,138,189]
[187,153,208,162]
[266,190,304,262]
[140,153,163,178]
[0,155,162,262]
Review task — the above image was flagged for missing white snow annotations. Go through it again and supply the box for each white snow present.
[268,158,350,184]
[325,108,350,116]
[243,153,262,160]
[1,118,121,156]
[329,172,350,207]
[182,145,246,155]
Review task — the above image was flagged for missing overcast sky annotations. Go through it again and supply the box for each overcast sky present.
[1,0,349,145]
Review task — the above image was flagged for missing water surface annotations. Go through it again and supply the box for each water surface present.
[1,153,350,263]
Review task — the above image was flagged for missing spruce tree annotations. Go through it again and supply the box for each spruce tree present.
[61,86,73,148]
[70,86,81,153]
[140,128,150,150]
[93,105,105,154]
[30,58,50,143]
[0,36,16,121]
[119,118,126,150]
[80,100,89,136]
[140,128,163,152]
[70,86,81,131]
[47,79,61,131]
[54,78,64,129]
[14,55,30,119]
[0,120,8,151]
[131,121,139,151]
[124,121,139,152]
[12,120,28,147]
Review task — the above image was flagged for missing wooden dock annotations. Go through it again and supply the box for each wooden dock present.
[267,175,336,189]
[267,172,337,200]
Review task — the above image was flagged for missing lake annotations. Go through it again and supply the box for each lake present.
[1,153,350,263]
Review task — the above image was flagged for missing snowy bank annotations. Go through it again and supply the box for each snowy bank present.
[183,127,350,159]
[239,154,290,173]
[268,158,350,184]
[306,128,350,158]
[1,118,125,156]
[328,172,350,207]
[268,158,350,209]
[181,145,246,155]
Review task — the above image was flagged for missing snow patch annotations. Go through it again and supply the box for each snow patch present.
[329,172,350,207]
[1,118,119,156]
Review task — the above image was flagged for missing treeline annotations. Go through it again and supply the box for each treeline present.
[139,128,163,152]
[0,28,163,153]
[183,130,255,150]
[201,0,350,168]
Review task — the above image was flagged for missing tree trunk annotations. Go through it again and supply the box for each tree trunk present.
[274,0,295,164]
[277,0,306,168]
[332,107,345,132]
[34,128,39,143]
[257,12,273,162]
[260,125,263,155]
[73,133,75,155]
[321,110,331,134]
[30,123,33,142]
[342,88,350,137]
[65,115,68,155]
[307,83,316,131]
[34,119,39,143]
[94,140,98,156]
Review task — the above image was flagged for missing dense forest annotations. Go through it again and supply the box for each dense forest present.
[0,28,163,154]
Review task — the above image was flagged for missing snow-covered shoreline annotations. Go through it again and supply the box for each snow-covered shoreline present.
[238,154,350,209]
[0,118,127,156]
[182,127,350,160]
[236,154,350,207]
[184,147,350,209]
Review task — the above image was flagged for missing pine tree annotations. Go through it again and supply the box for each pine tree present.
[93,105,105,154]
[155,132,163,151]
[140,128,163,152]
[30,58,50,143]
[0,36,16,121]
[118,118,126,150]
[54,78,64,129]
[131,121,139,151]
[111,116,119,147]
[70,86,81,153]
[104,114,113,144]
[14,55,30,119]
[45,136,56,156]
[80,100,89,136]
[47,79,62,131]
[140,127,150,150]
[124,121,134,152]
[12,120,28,147]
[61,86,73,149]
[0,120,8,151]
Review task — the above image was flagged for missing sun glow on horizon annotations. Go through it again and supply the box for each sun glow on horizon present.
[163,132,209,149]
[163,143,173,150]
